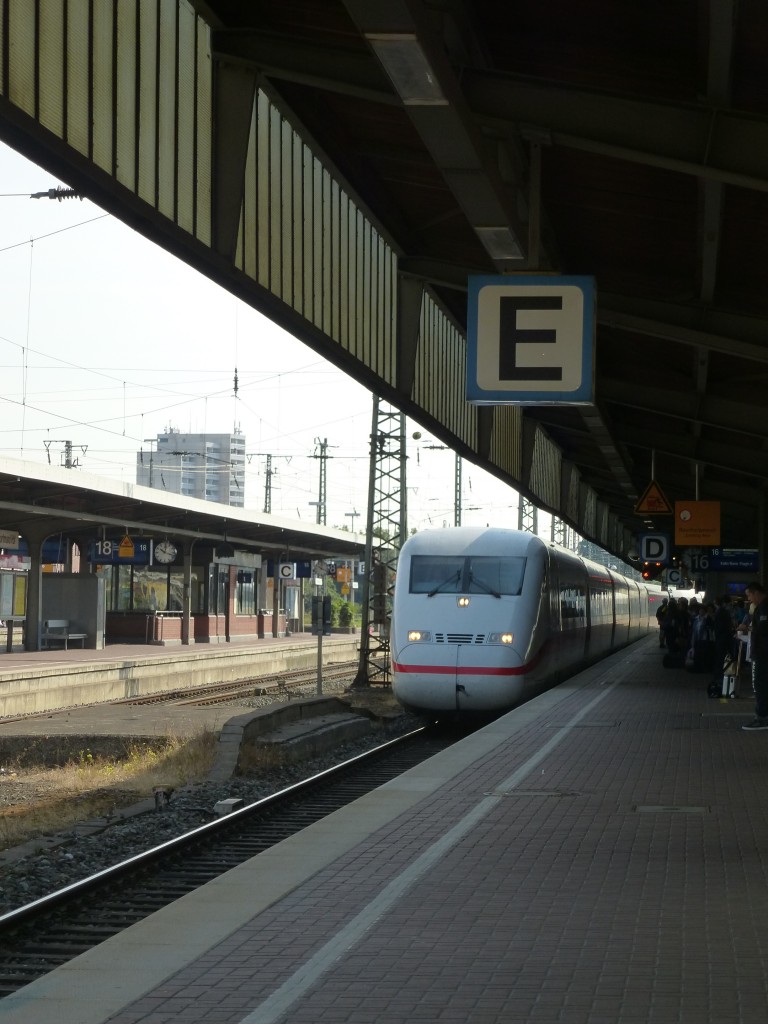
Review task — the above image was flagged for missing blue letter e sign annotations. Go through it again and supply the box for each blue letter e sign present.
[466,275,595,405]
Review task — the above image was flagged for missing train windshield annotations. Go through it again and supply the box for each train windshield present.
[410,555,526,596]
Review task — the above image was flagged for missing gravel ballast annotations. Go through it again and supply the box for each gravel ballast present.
[0,693,421,917]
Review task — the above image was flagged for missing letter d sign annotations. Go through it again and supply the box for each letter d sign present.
[640,534,668,563]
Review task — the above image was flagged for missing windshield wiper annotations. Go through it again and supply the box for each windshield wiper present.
[468,573,501,598]
[427,570,461,597]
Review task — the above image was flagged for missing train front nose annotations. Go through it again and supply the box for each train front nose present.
[392,642,461,711]
[393,639,526,713]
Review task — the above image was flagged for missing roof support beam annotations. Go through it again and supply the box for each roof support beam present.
[599,376,767,442]
[617,425,768,484]
[212,61,258,262]
[342,0,529,266]
[211,30,394,105]
[396,274,424,399]
[469,71,768,193]
[690,0,734,452]
[598,300,768,364]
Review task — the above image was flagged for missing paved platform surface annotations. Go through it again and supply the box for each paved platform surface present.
[0,632,352,678]
[0,634,356,735]
[4,636,768,1024]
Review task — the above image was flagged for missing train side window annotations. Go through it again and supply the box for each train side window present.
[560,585,586,624]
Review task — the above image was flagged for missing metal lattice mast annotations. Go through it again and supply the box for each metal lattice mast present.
[353,397,407,687]
[517,495,538,534]
[454,454,462,527]
[263,454,273,514]
[551,516,566,547]
[310,438,329,525]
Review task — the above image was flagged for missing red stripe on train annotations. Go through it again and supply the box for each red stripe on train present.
[392,661,527,676]
[393,644,547,677]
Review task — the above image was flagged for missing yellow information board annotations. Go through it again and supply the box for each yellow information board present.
[674,501,720,546]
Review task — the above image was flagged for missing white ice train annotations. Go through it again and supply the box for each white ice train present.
[391,527,663,716]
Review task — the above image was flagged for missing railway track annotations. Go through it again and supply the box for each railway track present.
[0,725,460,997]
[104,661,361,708]
[0,661,362,725]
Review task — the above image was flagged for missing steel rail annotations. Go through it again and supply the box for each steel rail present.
[0,725,459,996]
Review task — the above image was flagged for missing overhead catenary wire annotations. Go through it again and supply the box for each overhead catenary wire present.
[1,328,351,442]
[0,209,404,524]
[0,177,507,529]
[0,212,109,254]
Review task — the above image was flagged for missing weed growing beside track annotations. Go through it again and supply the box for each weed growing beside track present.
[0,729,217,851]
[0,686,404,855]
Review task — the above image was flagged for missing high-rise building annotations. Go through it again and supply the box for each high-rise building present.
[136,428,246,507]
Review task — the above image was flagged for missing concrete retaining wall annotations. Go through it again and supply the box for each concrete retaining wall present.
[210,697,376,781]
[0,640,359,717]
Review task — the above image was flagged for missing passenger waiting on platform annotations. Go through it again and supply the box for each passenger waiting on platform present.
[742,581,768,730]
[712,596,735,686]
[656,599,668,648]
[662,600,685,655]
[733,598,748,628]
[737,599,754,637]
[677,597,692,651]
[691,603,715,673]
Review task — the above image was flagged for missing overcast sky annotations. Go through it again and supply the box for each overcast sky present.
[0,141,528,535]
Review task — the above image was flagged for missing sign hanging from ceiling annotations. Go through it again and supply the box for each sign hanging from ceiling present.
[89,536,152,565]
[707,548,759,571]
[634,480,673,516]
[639,533,670,563]
[466,275,595,404]
[674,501,721,546]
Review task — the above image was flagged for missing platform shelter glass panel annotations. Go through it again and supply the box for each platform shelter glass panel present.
[235,571,256,615]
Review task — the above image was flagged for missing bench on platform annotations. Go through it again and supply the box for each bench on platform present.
[41,619,88,650]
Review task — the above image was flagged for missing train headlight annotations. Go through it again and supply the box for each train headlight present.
[487,632,514,644]
[407,630,431,642]
[457,596,470,607]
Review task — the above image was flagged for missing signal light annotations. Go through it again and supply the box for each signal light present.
[642,560,663,581]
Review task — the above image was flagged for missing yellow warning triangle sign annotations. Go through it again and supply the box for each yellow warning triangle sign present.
[634,480,672,515]
[118,534,135,557]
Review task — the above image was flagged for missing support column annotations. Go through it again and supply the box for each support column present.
[182,543,194,646]
[20,526,50,651]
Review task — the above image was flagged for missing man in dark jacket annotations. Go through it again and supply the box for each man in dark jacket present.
[743,582,768,730]
[656,598,668,648]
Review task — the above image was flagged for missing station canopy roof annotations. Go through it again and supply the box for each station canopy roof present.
[193,0,768,549]
[0,458,364,561]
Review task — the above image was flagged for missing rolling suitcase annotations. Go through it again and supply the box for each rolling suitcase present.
[721,645,742,698]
